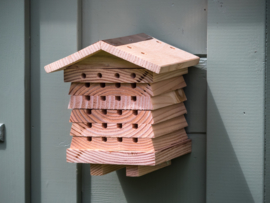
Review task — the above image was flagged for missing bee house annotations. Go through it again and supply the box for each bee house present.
[44,33,200,177]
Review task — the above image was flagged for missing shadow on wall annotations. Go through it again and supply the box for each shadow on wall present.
[206,88,255,203]
[117,134,206,203]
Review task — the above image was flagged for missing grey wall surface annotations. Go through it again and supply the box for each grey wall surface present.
[81,0,207,202]
[0,0,30,203]
[207,1,265,202]
[265,1,270,202]
[31,0,78,202]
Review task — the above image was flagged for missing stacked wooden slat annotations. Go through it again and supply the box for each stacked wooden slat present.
[44,33,200,177]
[65,60,191,176]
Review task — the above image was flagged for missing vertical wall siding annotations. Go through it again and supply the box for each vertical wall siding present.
[81,0,207,202]
[31,0,79,202]
[207,1,265,202]
[0,0,30,203]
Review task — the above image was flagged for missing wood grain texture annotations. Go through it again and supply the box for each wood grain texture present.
[69,76,186,97]
[90,164,125,176]
[71,51,141,69]
[126,161,171,177]
[68,89,186,110]
[64,67,188,83]
[70,116,187,138]
[45,33,199,74]
[66,139,192,165]
[70,103,187,124]
[70,129,188,151]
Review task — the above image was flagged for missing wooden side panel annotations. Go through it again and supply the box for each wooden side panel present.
[70,103,187,124]
[68,76,186,97]
[90,164,125,176]
[68,89,186,110]
[64,67,188,83]
[73,51,141,69]
[66,140,191,165]
[126,161,171,177]
[70,116,187,138]
[70,129,188,151]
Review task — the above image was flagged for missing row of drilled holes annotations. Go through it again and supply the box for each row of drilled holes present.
[87,137,138,143]
[85,95,137,102]
[85,83,136,89]
[87,123,138,129]
[86,109,138,116]
[81,73,136,79]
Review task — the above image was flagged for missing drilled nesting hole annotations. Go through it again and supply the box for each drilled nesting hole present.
[81,73,86,79]
[127,46,132,49]
[87,137,92,142]
[117,137,123,142]
[117,110,122,115]
[102,123,107,128]
[102,109,107,115]
[131,83,136,88]
[132,124,138,129]
[133,138,138,143]
[101,96,106,101]
[97,73,102,78]
[156,41,161,43]
[100,83,105,88]
[86,109,92,114]
[170,47,175,49]
[87,123,92,128]
[85,83,90,88]
[102,137,107,142]
[131,96,137,102]
[115,96,121,101]
[115,73,120,78]
[117,123,122,129]
[115,83,121,88]
[133,110,138,115]
[130,73,136,79]
[141,52,145,55]
[85,96,90,101]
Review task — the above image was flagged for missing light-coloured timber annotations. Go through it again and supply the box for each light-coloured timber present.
[44,33,199,74]
[68,89,186,110]
[74,51,141,69]
[90,164,125,176]
[70,116,188,138]
[66,139,192,166]
[69,103,187,124]
[126,161,171,177]
[70,129,188,151]
[64,67,188,83]
[69,76,186,97]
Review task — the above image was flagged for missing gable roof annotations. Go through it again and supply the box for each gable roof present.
[44,33,199,74]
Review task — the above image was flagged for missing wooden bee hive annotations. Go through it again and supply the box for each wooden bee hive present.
[44,33,199,177]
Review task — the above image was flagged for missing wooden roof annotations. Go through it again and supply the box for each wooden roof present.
[44,33,199,74]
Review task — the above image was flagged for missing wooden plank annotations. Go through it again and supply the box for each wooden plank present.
[126,161,171,177]
[64,67,188,83]
[66,139,192,165]
[70,129,188,151]
[68,89,186,110]
[70,116,187,138]
[90,164,125,176]
[70,103,187,124]
[69,76,186,97]
[207,1,265,202]
[71,51,141,69]
[45,34,199,74]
